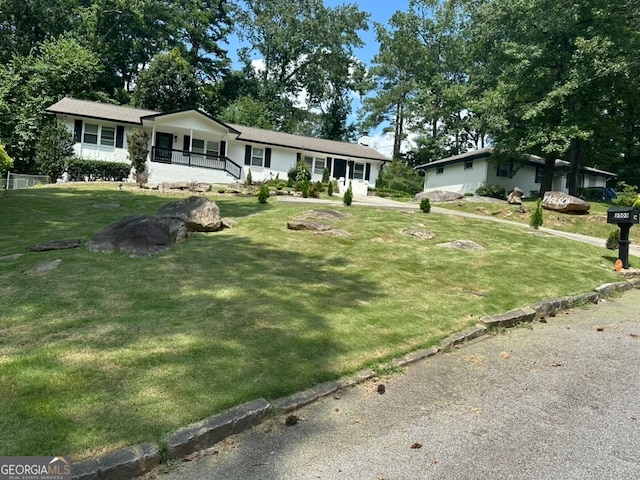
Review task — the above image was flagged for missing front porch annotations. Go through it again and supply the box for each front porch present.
[150,147,242,179]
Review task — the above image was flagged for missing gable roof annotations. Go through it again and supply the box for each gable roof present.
[46,97,390,163]
[416,147,616,178]
[46,97,157,125]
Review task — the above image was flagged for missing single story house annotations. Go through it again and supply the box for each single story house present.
[415,147,617,197]
[45,97,391,196]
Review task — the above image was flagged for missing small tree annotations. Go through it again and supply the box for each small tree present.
[246,168,253,185]
[420,197,431,213]
[530,198,544,229]
[127,129,149,186]
[343,181,353,206]
[327,180,334,196]
[258,184,270,203]
[34,121,74,182]
[0,144,14,177]
[322,167,330,183]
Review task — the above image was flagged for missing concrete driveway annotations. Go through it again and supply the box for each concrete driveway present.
[154,289,640,480]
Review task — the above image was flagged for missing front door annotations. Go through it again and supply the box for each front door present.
[333,159,347,179]
[155,132,173,163]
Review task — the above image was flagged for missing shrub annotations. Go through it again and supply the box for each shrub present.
[35,120,74,182]
[66,158,131,181]
[257,184,270,203]
[327,181,333,196]
[343,182,353,206]
[606,229,620,250]
[375,159,423,195]
[475,183,506,199]
[246,168,253,186]
[127,129,149,185]
[322,167,330,183]
[308,181,323,198]
[300,179,310,198]
[614,183,639,207]
[530,198,544,229]
[0,144,14,177]
[420,197,431,213]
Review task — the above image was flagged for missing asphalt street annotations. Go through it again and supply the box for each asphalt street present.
[154,289,640,480]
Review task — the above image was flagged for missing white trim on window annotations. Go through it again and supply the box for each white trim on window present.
[252,147,265,166]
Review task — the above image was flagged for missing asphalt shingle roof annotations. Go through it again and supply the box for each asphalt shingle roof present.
[46,98,390,162]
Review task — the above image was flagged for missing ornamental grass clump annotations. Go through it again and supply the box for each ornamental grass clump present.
[257,184,270,203]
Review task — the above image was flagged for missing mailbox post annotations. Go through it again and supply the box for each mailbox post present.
[606,207,640,269]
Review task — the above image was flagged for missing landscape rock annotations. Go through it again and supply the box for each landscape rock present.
[26,259,62,275]
[299,209,351,221]
[507,187,525,205]
[220,217,237,229]
[157,196,221,232]
[542,191,590,214]
[413,190,464,203]
[0,253,23,261]
[88,215,184,258]
[403,229,436,240]
[26,239,81,251]
[314,229,350,237]
[437,239,485,251]
[287,221,332,231]
[160,182,212,192]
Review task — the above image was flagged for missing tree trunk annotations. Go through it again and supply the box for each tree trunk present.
[567,138,582,197]
[539,156,555,197]
[393,100,404,160]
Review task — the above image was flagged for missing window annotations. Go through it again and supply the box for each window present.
[206,141,219,157]
[353,163,365,180]
[314,158,325,176]
[101,126,115,147]
[464,160,473,170]
[535,167,543,184]
[304,156,314,172]
[192,139,205,154]
[84,124,98,144]
[303,156,326,176]
[252,147,265,166]
[436,166,444,175]
[497,161,513,178]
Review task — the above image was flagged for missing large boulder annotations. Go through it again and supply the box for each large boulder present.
[507,187,525,205]
[88,215,186,258]
[413,191,464,203]
[542,191,590,214]
[157,196,222,232]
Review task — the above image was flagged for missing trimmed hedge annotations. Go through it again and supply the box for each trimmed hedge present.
[66,158,131,182]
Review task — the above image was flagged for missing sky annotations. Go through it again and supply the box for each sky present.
[223,1,412,157]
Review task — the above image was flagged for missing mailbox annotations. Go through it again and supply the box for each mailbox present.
[607,207,640,269]
[606,207,640,225]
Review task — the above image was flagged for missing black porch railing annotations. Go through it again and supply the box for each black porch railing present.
[151,147,242,179]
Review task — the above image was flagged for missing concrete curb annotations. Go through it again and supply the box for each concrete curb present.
[72,278,640,480]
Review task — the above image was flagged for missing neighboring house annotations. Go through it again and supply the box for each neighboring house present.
[415,147,617,197]
[45,97,390,196]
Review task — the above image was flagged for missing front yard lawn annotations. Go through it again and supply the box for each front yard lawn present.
[0,184,623,459]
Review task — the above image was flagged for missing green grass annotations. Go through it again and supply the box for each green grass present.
[437,198,640,245]
[0,183,623,459]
